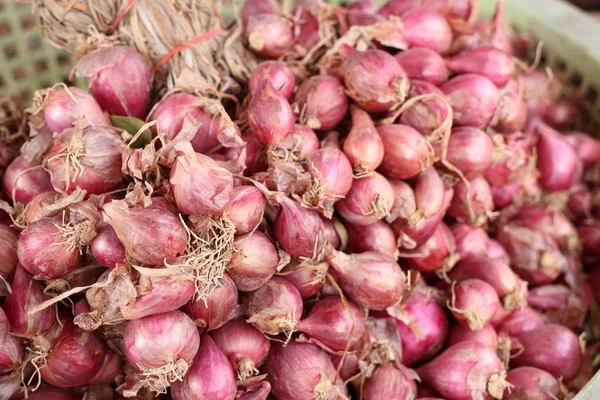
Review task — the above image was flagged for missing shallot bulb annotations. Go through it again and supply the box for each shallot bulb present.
[0,224,18,279]
[228,231,279,291]
[417,341,509,400]
[273,195,324,260]
[446,46,515,87]
[170,141,233,215]
[336,173,395,226]
[3,156,53,203]
[245,14,294,59]
[389,288,449,366]
[73,46,151,119]
[248,84,294,146]
[447,176,494,226]
[452,223,489,259]
[40,320,107,387]
[148,93,220,154]
[0,316,23,373]
[90,220,126,268]
[491,79,528,133]
[325,245,406,310]
[249,61,295,100]
[123,311,200,393]
[241,0,277,25]
[343,106,384,175]
[568,184,592,220]
[399,80,450,136]
[394,47,448,86]
[346,220,398,259]
[487,238,510,264]
[440,73,501,128]
[171,334,237,400]
[293,75,348,131]
[243,277,304,336]
[41,86,109,133]
[280,261,328,299]
[533,121,581,191]
[527,284,589,331]
[505,366,563,400]
[102,198,187,266]
[268,124,320,163]
[341,49,409,113]
[363,363,418,400]
[448,324,498,349]
[377,124,433,180]
[185,272,238,331]
[403,223,458,273]
[296,296,366,351]
[566,131,600,167]
[449,279,501,330]
[387,179,417,223]
[512,324,581,381]
[263,342,348,400]
[4,266,55,337]
[578,219,600,257]
[223,185,266,234]
[210,318,271,381]
[17,218,91,279]
[543,99,579,130]
[496,307,544,338]
[435,127,494,179]
[87,349,124,385]
[401,9,453,54]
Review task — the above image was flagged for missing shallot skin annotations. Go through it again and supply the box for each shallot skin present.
[505,366,562,400]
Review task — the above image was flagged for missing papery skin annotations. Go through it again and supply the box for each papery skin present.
[185,272,238,331]
[293,75,349,131]
[42,87,110,133]
[228,231,279,292]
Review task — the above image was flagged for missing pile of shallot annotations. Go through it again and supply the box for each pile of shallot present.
[0,0,599,399]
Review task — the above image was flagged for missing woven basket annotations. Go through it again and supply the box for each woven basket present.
[1,0,600,397]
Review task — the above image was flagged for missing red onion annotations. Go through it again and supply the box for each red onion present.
[228,231,279,291]
[497,222,567,285]
[170,141,233,215]
[171,334,237,400]
[4,266,55,337]
[578,219,600,257]
[533,121,581,191]
[490,79,528,133]
[148,93,220,154]
[185,272,238,331]
[249,61,295,100]
[248,84,294,146]
[399,80,450,136]
[45,126,123,194]
[543,99,579,130]
[293,75,348,131]
[243,277,303,336]
[267,124,320,163]
[389,288,449,366]
[449,279,501,330]
[505,366,562,400]
[450,256,527,312]
[346,220,397,259]
[401,9,453,54]
[223,186,265,234]
[363,363,418,400]
[41,87,109,133]
[296,296,366,351]
[73,46,151,119]
[87,348,123,385]
[521,70,560,117]
[403,222,458,273]
[394,47,448,86]
[447,176,494,226]
[264,341,348,400]
[377,124,433,180]
[445,46,514,87]
[512,324,581,381]
[0,308,23,375]
[440,73,501,128]
[325,245,406,310]
[515,207,579,253]
[496,307,544,338]
[452,223,489,259]
[240,0,277,25]
[566,131,600,167]
[434,127,494,179]
[413,167,446,219]
[341,49,409,113]
[40,320,107,387]
[273,195,324,260]
[0,223,18,279]
[90,220,126,268]
[449,323,498,351]
[280,261,328,299]
[17,218,89,279]
[336,173,395,226]
[417,341,508,400]
[302,142,353,217]
[527,284,589,330]
[343,106,384,175]
[210,318,271,381]
[484,133,529,187]
[387,179,417,223]
[245,14,294,59]
[487,238,509,264]
[3,156,53,203]
[102,198,187,266]
[124,311,200,393]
